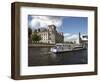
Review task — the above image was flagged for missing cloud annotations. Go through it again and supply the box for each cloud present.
[28,16,63,30]
[68,34,78,39]
[64,33,70,36]
[64,33,78,42]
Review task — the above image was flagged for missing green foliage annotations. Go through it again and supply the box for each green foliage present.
[32,33,41,43]
[28,27,32,39]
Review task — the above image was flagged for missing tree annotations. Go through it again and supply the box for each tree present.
[28,27,32,39]
[34,29,37,32]
[32,33,41,43]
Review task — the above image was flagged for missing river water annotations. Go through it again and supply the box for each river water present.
[28,47,88,66]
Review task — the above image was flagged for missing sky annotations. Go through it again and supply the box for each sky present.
[28,15,88,42]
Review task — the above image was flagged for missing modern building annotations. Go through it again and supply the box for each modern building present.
[32,25,64,44]
[76,32,88,48]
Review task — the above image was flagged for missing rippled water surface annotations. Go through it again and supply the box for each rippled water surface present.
[28,47,88,66]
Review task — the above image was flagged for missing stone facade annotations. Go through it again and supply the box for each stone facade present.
[32,25,64,44]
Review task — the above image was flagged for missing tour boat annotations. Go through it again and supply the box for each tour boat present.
[50,43,73,53]
[50,43,86,53]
